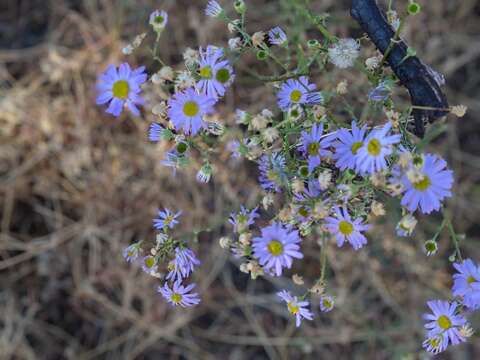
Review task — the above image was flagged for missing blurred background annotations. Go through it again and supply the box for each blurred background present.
[0,0,479,359]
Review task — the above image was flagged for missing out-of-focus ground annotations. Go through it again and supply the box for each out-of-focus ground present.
[0,0,479,359]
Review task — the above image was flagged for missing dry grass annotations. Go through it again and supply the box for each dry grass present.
[0,0,479,359]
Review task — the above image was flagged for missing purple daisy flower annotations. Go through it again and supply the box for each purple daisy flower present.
[368,82,391,102]
[324,206,370,250]
[332,121,368,173]
[168,88,216,135]
[197,46,235,99]
[452,259,480,310]
[268,26,287,46]
[422,334,448,354]
[96,63,147,117]
[299,123,332,173]
[399,154,454,214]
[148,123,164,142]
[294,180,322,203]
[205,0,223,18]
[252,222,303,276]
[355,122,401,174]
[122,244,141,263]
[166,247,201,281]
[258,152,287,192]
[141,255,158,274]
[153,208,182,230]
[229,206,259,233]
[423,300,467,351]
[277,290,313,327]
[319,295,335,312]
[277,76,323,111]
[158,280,201,307]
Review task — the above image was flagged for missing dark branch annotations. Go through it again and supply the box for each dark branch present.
[350,0,448,137]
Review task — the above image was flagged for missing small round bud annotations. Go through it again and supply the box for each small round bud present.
[407,1,421,15]
[256,50,268,61]
[307,39,319,48]
[299,166,309,178]
[234,0,246,14]
[176,142,188,154]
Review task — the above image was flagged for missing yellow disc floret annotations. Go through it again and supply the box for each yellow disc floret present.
[267,240,284,256]
[183,101,200,117]
[338,220,354,236]
[112,80,130,99]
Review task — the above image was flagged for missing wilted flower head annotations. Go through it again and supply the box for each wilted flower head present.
[328,38,360,69]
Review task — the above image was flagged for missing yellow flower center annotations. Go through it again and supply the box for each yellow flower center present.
[267,240,284,256]
[290,89,302,103]
[171,293,182,303]
[350,141,363,155]
[154,15,164,24]
[112,80,130,99]
[215,68,230,83]
[338,220,354,235]
[267,170,280,182]
[437,315,452,330]
[467,276,476,284]
[307,142,320,155]
[199,66,213,79]
[183,101,200,117]
[413,176,431,191]
[298,207,309,217]
[164,214,174,225]
[144,257,155,268]
[367,138,381,156]
[287,301,299,314]
[428,336,441,349]
[322,298,333,309]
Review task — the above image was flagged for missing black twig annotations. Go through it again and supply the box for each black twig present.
[350,0,448,137]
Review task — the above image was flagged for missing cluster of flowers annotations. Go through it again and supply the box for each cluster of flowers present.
[122,208,201,307]
[422,258,480,353]
[95,0,473,354]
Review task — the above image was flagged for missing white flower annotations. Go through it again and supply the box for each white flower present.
[262,127,279,143]
[228,37,242,50]
[328,38,360,69]
[365,56,381,71]
[174,70,196,90]
[183,47,199,68]
[318,169,332,190]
